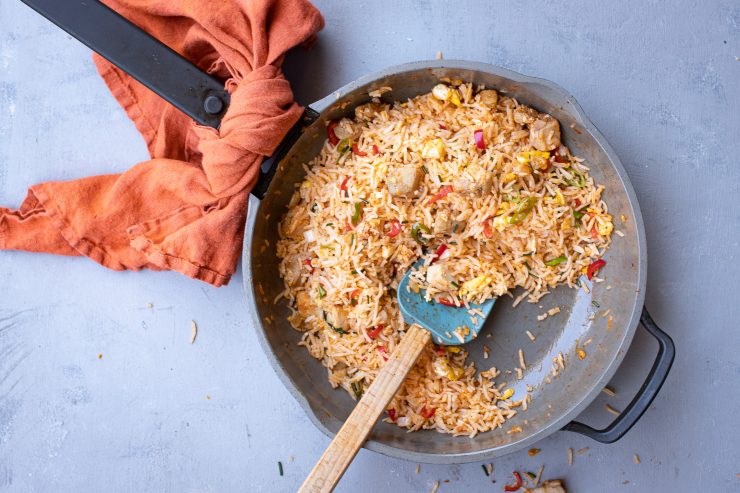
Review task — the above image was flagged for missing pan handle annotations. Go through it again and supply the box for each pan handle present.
[21,0,230,129]
[563,307,675,443]
[251,107,320,200]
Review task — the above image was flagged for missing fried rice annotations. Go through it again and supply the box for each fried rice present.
[276,80,613,436]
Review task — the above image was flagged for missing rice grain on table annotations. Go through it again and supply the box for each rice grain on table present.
[277,81,614,436]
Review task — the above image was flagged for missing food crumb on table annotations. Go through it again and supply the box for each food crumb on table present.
[576,447,589,455]
[633,453,641,464]
[568,447,573,465]
[190,320,198,344]
[429,480,440,493]
[97,353,103,360]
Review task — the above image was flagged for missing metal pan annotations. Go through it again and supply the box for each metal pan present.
[244,60,675,463]
[23,1,675,463]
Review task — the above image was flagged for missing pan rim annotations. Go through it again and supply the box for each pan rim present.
[243,59,647,463]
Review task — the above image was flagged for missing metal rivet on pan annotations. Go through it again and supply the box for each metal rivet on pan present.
[204,95,224,114]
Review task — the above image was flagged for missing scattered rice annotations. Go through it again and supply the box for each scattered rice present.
[602,386,616,397]
[429,480,440,493]
[605,403,621,416]
[277,81,614,436]
[534,464,545,487]
[601,308,612,318]
[568,447,574,465]
[633,453,641,464]
[576,447,590,455]
[416,464,421,474]
[436,51,443,60]
[526,330,536,341]
[190,320,198,344]
[518,349,527,369]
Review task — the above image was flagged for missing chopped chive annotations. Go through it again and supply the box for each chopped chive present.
[350,233,354,245]
[438,175,443,183]
[522,251,534,257]
[481,464,490,477]
[359,198,369,204]
[421,165,429,174]
[591,300,601,308]
[452,223,459,233]
[325,222,334,226]
[451,281,460,288]
[318,285,327,298]
[351,270,358,275]
[351,381,364,399]
[545,255,568,266]
[311,203,317,213]
[278,461,284,476]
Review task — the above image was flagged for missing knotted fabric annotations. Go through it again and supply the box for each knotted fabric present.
[0,0,324,286]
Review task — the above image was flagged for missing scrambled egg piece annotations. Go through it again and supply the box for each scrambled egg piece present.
[421,138,446,160]
[459,275,493,297]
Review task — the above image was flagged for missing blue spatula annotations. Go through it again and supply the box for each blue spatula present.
[299,259,496,492]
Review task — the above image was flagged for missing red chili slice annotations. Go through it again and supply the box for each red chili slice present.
[367,324,384,339]
[504,471,523,491]
[431,244,448,264]
[439,123,447,130]
[327,120,339,146]
[302,258,314,274]
[574,198,582,208]
[339,176,351,195]
[437,297,462,308]
[427,185,454,205]
[586,259,606,280]
[352,143,367,157]
[590,225,599,239]
[349,288,361,306]
[474,129,486,149]
[420,406,436,419]
[372,144,379,155]
[344,218,353,232]
[385,219,402,238]
[387,408,397,422]
[376,345,388,360]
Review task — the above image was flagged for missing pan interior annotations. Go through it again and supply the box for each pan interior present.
[245,63,643,462]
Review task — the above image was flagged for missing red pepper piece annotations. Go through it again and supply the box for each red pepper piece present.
[327,120,339,146]
[352,143,367,157]
[431,244,448,264]
[504,471,523,491]
[372,144,379,156]
[387,408,397,422]
[482,218,494,239]
[427,185,454,205]
[420,406,436,419]
[367,324,384,339]
[586,259,606,280]
[437,298,461,308]
[344,218,353,232]
[385,219,402,238]
[302,258,315,274]
[439,123,447,130]
[474,129,486,149]
[574,198,582,208]
[376,345,388,360]
[590,225,599,239]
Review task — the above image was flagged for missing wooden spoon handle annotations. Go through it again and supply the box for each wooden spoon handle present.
[298,324,431,493]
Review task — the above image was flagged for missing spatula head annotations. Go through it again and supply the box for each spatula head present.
[397,259,496,345]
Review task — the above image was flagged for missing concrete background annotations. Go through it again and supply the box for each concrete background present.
[1,0,739,491]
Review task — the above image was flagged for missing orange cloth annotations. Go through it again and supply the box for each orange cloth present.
[0,0,323,286]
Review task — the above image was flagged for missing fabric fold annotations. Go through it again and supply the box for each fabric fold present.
[0,0,324,287]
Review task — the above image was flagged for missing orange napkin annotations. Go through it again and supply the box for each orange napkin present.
[0,0,324,286]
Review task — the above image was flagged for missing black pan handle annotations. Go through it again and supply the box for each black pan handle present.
[563,307,675,443]
[251,107,320,200]
[20,0,229,129]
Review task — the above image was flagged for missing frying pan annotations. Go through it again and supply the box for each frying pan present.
[25,0,675,464]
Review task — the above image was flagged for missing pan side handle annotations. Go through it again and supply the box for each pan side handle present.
[251,107,320,200]
[563,307,675,443]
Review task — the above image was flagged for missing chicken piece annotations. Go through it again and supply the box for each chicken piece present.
[524,479,567,493]
[513,105,539,125]
[387,166,423,197]
[354,102,384,122]
[426,263,451,290]
[283,258,303,286]
[433,209,453,234]
[326,306,348,331]
[529,115,561,151]
[295,291,313,317]
[477,89,498,106]
[282,209,309,240]
[453,164,494,196]
[431,84,461,106]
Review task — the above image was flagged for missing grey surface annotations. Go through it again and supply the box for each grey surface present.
[0,0,738,491]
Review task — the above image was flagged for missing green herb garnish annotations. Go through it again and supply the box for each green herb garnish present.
[545,255,568,266]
